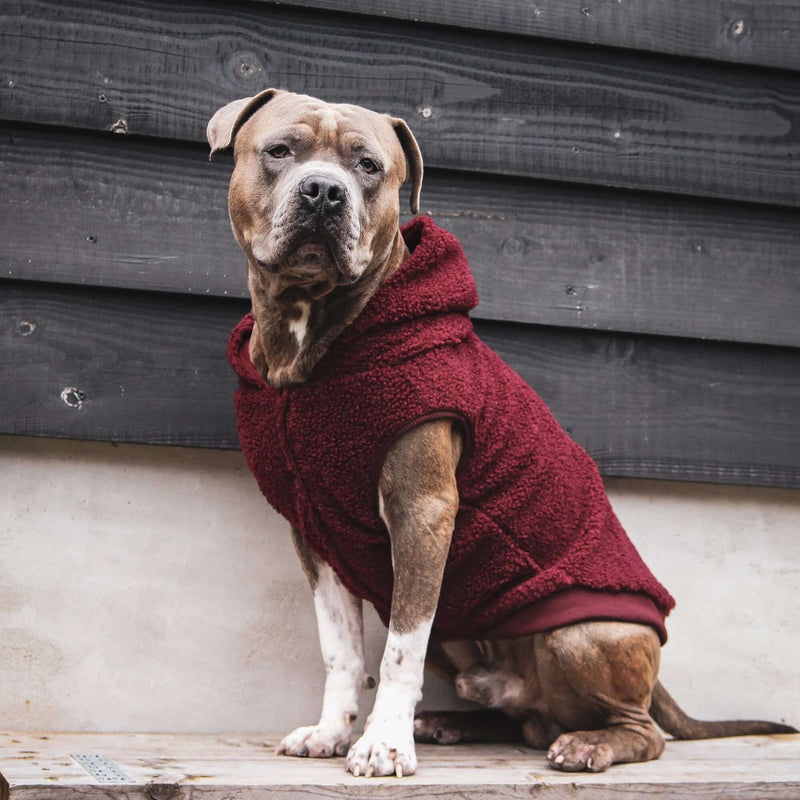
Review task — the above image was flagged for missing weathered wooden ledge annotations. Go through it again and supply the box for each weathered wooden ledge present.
[2,731,799,799]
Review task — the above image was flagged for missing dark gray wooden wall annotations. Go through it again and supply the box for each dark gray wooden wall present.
[1,0,799,487]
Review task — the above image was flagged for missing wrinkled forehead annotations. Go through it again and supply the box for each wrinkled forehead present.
[236,94,403,166]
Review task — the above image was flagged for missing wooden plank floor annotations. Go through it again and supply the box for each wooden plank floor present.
[2,732,799,799]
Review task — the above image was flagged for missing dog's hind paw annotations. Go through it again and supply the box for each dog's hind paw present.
[414,711,466,744]
[547,732,614,772]
[415,708,525,745]
[277,724,351,758]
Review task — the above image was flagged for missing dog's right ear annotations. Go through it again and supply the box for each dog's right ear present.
[207,88,283,160]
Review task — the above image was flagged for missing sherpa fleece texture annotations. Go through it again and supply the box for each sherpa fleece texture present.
[228,216,675,642]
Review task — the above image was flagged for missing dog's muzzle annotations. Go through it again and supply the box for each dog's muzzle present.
[251,163,365,287]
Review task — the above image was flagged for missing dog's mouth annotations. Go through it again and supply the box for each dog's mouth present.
[251,233,346,299]
[258,228,358,288]
[289,234,334,266]
[293,239,329,261]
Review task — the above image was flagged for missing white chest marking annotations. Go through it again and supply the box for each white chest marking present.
[289,301,311,346]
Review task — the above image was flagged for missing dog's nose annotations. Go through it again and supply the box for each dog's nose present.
[299,175,346,214]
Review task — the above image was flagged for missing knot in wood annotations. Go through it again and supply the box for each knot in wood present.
[148,782,179,800]
[60,388,87,409]
[227,51,265,82]
[728,18,748,40]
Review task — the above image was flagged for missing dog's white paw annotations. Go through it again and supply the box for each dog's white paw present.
[346,726,417,777]
[277,724,351,758]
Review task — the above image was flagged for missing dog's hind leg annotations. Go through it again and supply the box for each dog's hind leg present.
[538,621,665,772]
[414,709,523,744]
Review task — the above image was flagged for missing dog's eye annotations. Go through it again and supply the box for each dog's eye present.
[268,145,291,159]
[359,158,379,174]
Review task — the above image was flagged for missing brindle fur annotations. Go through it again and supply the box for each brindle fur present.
[208,89,796,775]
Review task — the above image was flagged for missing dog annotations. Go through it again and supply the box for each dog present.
[207,89,795,777]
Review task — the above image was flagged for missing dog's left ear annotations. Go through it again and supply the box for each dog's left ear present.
[390,118,424,215]
[207,88,283,160]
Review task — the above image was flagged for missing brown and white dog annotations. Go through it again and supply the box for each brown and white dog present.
[207,89,795,778]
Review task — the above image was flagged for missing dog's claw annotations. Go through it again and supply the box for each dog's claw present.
[347,732,416,777]
[547,733,616,772]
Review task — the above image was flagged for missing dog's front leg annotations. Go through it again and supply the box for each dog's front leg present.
[347,420,461,778]
[278,525,371,758]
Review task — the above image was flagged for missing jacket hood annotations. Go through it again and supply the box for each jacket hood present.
[320,216,478,374]
[349,215,478,334]
[229,216,479,384]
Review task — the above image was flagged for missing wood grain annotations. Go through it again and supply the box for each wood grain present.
[0,283,243,449]
[3,124,799,348]
[479,321,800,488]
[2,731,800,799]
[2,282,798,487]
[2,0,800,205]
[261,0,800,72]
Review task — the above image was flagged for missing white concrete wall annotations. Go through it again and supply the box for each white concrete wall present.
[1,434,798,734]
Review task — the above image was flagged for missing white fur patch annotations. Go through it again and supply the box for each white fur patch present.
[278,562,367,758]
[315,107,340,134]
[377,489,386,526]
[289,301,310,346]
[313,563,367,719]
[377,489,393,569]
[346,616,434,777]
[378,621,431,704]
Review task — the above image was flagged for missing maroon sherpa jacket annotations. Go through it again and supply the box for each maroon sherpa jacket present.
[229,217,675,642]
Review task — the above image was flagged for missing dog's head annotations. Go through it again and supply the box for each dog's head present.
[208,89,423,298]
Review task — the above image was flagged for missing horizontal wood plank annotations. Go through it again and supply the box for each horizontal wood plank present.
[2,731,800,799]
[2,0,800,206]
[0,283,244,449]
[3,124,799,348]
[263,0,800,72]
[2,281,798,487]
[479,321,800,488]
